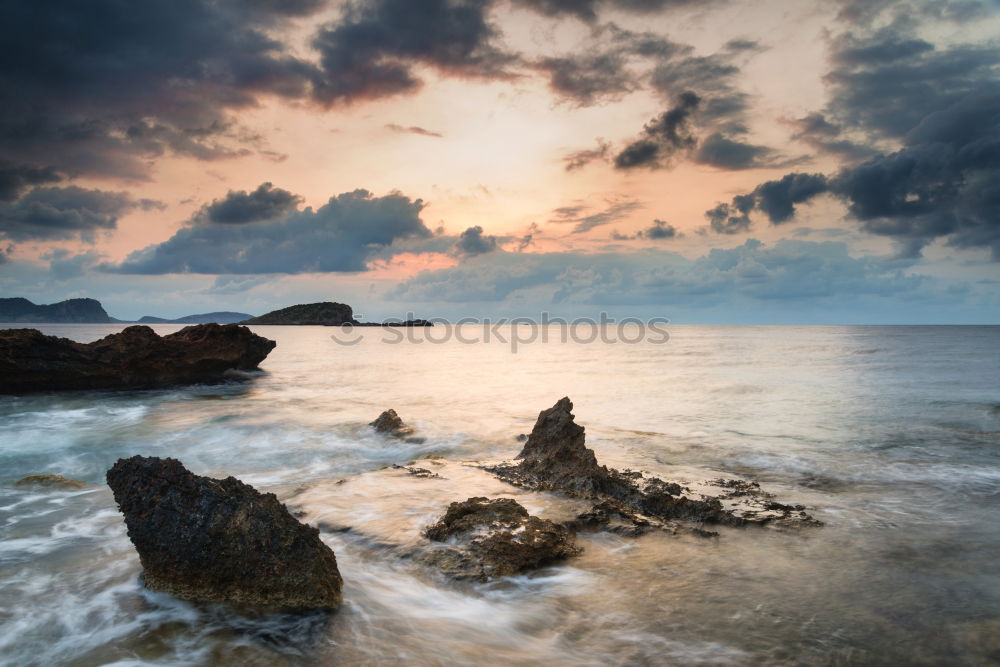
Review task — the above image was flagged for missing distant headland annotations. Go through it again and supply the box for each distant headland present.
[0,297,432,326]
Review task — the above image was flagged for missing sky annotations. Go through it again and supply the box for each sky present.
[0,0,998,323]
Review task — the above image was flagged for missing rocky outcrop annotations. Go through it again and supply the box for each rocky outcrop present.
[422,497,580,581]
[0,323,275,393]
[0,297,112,323]
[487,398,819,527]
[15,474,85,489]
[369,409,414,437]
[106,456,342,611]
[241,302,355,326]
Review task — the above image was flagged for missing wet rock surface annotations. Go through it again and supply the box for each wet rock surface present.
[421,497,580,581]
[487,397,820,528]
[106,456,342,611]
[0,323,276,393]
[15,474,86,489]
[369,409,416,438]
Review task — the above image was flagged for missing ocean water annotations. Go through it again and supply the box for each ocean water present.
[0,323,998,666]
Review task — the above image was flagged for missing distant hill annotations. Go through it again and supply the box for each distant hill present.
[137,312,255,325]
[241,302,355,325]
[0,297,112,323]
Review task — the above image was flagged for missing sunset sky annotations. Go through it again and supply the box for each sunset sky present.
[1,0,998,322]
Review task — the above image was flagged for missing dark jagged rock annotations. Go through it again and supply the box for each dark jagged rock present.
[390,464,441,479]
[422,497,580,581]
[0,297,112,323]
[0,323,275,394]
[15,474,86,489]
[487,398,819,528]
[369,409,415,438]
[241,302,355,326]
[106,456,342,611]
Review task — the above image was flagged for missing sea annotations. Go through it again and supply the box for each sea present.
[0,323,998,666]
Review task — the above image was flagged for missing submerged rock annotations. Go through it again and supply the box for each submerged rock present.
[15,474,85,489]
[369,409,415,438]
[0,324,276,394]
[488,398,819,527]
[106,456,342,611]
[422,497,580,581]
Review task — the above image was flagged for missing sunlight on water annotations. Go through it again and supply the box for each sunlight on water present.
[1,324,998,665]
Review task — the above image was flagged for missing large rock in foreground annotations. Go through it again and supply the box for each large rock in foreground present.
[487,398,819,527]
[107,456,342,611]
[422,496,580,581]
[0,323,275,393]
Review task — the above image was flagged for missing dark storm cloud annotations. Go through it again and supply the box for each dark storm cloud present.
[711,21,1000,259]
[0,186,149,243]
[693,132,774,170]
[512,0,712,22]
[453,225,499,256]
[550,199,643,233]
[752,173,829,224]
[0,0,320,183]
[107,189,432,274]
[0,163,63,203]
[310,0,518,105]
[385,124,444,137]
[609,37,782,171]
[612,218,678,240]
[563,140,611,171]
[199,183,303,224]
[614,92,700,169]
[825,27,1000,140]
[705,194,754,235]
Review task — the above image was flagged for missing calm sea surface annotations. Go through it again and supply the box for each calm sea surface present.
[0,324,998,665]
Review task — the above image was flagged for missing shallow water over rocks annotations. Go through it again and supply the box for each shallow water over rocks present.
[1,323,998,665]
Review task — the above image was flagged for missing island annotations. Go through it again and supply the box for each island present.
[241,302,433,326]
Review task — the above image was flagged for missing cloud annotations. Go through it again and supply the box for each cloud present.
[203,274,275,295]
[0,0,319,183]
[693,132,774,170]
[311,0,518,105]
[705,194,754,235]
[198,182,303,224]
[706,22,1000,258]
[385,123,444,137]
[387,238,927,308]
[614,91,700,169]
[563,139,611,171]
[453,225,499,256]
[44,248,103,281]
[752,173,829,224]
[512,0,713,22]
[550,198,643,233]
[0,162,62,202]
[107,189,432,274]
[535,52,638,106]
[516,222,540,251]
[612,218,679,240]
[0,186,145,242]
[786,113,874,161]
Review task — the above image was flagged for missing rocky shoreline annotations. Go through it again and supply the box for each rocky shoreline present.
[101,399,820,614]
